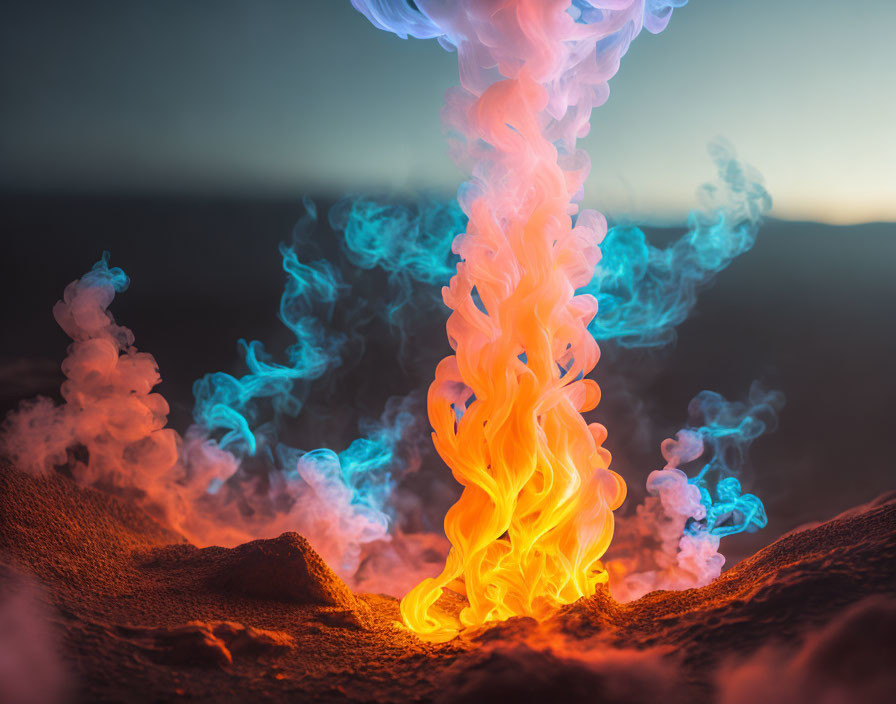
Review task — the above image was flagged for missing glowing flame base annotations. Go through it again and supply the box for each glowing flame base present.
[401,74,625,640]
[349,0,685,640]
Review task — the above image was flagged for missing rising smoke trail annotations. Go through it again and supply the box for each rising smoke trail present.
[192,199,348,458]
[332,141,771,351]
[1,1,781,621]
[606,383,784,601]
[329,194,463,361]
[586,139,771,347]
[352,0,686,640]
[0,247,424,581]
[188,198,429,575]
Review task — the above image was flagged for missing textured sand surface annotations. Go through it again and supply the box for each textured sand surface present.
[1,461,894,703]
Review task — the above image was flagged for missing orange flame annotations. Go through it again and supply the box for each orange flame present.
[400,72,625,641]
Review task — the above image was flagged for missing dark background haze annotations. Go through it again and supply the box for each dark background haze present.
[1,1,895,566]
[2,194,894,565]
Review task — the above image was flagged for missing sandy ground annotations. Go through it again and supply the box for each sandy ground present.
[1,461,894,704]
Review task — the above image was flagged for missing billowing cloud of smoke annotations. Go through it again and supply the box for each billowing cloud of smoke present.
[607,383,784,602]
[0,165,776,599]
[182,391,424,576]
[330,141,769,353]
[351,0,685,148]
[0,254,181,496]
[0,244,425,582]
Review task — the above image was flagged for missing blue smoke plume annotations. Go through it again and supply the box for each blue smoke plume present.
[349,0,443,41]
[328,141,770,351]
[187,144,773,586]
[82,251,130,294]
[585,139,771,347]
[607,383,783,601]
[351,0,688,43]
[192,198,347,456]
[189,199,428,574]
[328,194,463,357]
[682,383,785,539]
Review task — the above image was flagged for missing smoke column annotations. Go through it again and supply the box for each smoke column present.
[0,1,783,627]
[607,384,784,601]
[352,0,685,640]
[0,254,181,496]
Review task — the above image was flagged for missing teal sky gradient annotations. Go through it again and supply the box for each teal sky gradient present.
[1,0,893,224]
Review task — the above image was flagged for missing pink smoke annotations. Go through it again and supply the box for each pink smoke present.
[607,430,724,601]
[0,256,416,589]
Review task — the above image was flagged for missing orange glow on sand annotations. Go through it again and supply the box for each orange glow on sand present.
[400,71,626,641]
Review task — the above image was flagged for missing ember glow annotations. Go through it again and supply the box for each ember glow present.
[351,0,686,640]
[3,4,894,701]
[2,0,786,645]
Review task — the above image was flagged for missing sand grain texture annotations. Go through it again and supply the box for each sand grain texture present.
[1,461,893,703]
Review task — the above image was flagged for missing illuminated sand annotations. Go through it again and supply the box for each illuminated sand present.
[1,461,893,703]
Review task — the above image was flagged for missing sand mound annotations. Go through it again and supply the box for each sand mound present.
[213,532,361,609]
[1,460,893,703]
